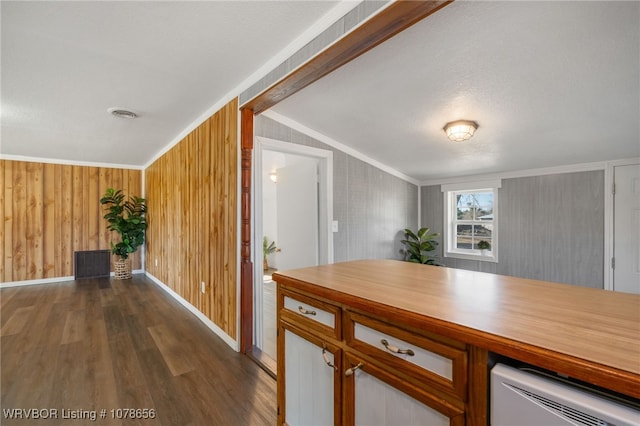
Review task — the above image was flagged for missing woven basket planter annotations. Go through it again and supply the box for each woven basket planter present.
[114,258,132,280]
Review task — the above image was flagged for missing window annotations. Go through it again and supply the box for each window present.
[442,180,501,262]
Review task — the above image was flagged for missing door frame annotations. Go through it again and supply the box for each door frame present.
[252,136,334,350]
[604,157,640,291]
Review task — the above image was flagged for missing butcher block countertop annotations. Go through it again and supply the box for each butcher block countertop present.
[273,259,640,398]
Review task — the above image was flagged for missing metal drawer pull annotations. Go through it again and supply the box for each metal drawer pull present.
[322,344,336,370]
[345,362,364,376]
[298,306,316,316]
[381,339,415,356]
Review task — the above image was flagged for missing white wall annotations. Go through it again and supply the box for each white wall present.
[262,150,285,269]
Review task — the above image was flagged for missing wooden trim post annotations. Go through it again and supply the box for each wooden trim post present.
[240,107,254,353]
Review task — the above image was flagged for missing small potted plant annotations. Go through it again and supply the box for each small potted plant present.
[263,236,280,271]
[401,227,439,265]
[477,240,491,254]
[100,188,147,279]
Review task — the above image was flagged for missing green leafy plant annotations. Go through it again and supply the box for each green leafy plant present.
[401,227,440,265]
[263,237,279,257]
[263,237,280,270]
[477,240,491,250]
[100,188,147,259]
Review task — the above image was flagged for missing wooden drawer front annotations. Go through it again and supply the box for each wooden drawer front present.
[346,312,467,399]
[355,322,453,380]
[280,289,340,339]
[284,295,335,328]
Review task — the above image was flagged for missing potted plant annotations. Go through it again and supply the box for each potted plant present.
[100,188,147,279]
[263,236,280,271]
[477,240,491,254]
[401,227,440,265]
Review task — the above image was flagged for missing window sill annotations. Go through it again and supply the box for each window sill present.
[444,251,498,263]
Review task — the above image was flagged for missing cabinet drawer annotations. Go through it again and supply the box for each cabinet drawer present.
[279,288,340,339]
[345,311,467,400]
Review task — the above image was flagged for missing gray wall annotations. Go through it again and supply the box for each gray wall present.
[256,115,418,262]
[421,171,604,288]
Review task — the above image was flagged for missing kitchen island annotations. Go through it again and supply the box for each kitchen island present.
[273,259,640,425]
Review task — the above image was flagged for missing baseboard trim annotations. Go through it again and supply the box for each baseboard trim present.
[144,272,238,352]
[0,269,146,288]
[0,276,75,288]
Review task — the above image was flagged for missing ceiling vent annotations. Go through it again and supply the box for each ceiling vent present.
[108,107,138,119]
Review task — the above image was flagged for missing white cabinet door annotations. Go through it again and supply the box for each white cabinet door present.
[353,370,449,426]
[284,329,336,426]
[345,353,462,426]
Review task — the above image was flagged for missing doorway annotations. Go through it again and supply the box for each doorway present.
[252,137,334,372]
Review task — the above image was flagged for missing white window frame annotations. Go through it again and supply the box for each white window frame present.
[441,180,501,263]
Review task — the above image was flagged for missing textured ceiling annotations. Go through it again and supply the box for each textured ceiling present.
[2,1,639,181]
[271,1,640,181]
[0,0,341,166]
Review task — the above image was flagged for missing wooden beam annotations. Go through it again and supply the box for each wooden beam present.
[243,0,453,115]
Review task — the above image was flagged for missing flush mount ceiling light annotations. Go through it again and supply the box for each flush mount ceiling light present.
[108,107,138,119]
[443,120,478,142]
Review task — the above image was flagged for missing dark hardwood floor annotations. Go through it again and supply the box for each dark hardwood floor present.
[1,275,277,425]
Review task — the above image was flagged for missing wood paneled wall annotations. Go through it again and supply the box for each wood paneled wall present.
[0,160,142,282]
[145,98,238,340]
